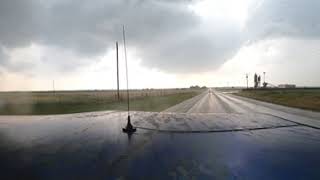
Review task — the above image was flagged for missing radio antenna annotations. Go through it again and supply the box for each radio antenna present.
[116,42,120,100]
[122,25,136,133]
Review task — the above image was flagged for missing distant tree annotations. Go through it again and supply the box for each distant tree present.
[190,85,200,89]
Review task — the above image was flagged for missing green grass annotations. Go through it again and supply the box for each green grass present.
[236,88,320,112]
[0,89,201,115]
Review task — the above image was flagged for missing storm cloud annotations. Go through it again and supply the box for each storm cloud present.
[0,0,320,74]
[0,0,245,73]
[246,0,320,41]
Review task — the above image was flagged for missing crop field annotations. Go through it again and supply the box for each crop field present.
[0,89,203,115]
[236,88,320,112]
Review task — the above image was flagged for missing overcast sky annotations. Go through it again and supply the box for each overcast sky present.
[0,0,320,90]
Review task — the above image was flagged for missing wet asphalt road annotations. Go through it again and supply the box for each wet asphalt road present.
[165,90,320,129]
[0,90,320,179]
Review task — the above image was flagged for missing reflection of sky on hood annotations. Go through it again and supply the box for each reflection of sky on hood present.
[0,111,320,179]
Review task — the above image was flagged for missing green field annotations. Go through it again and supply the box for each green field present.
[236,88,320,112]
[0,89,203,115]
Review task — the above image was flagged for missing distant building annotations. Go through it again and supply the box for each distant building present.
[278,84,296,88]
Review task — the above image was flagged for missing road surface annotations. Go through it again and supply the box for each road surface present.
[165,89,320,129]
[0,89,320,179]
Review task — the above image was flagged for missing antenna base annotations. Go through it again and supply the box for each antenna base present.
[122,115,136,133]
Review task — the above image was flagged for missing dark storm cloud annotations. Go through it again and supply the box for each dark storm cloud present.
[42,0,199,56]
[246,0,320,41]
[0,0,41,48]
[0,0,41,72]
[139,25,243,72]
[1,0,319,74]
[0,0,245,73]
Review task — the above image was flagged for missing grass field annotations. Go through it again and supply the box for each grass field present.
[0,89,203,115]
[236,88,320,112]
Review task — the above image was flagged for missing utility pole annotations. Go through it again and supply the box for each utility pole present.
[116,42,120,100]
[246,74,248,89]
[122,25,136,133]
[53,80,55,95]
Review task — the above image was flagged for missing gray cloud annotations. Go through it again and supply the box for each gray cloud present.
[0,48,8,68]
[0,0,40,48]
[0,46,34,73]
[1,0,319,75]
[246,0,320,41]
[139,24,243,72]
[0,0,245,74]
